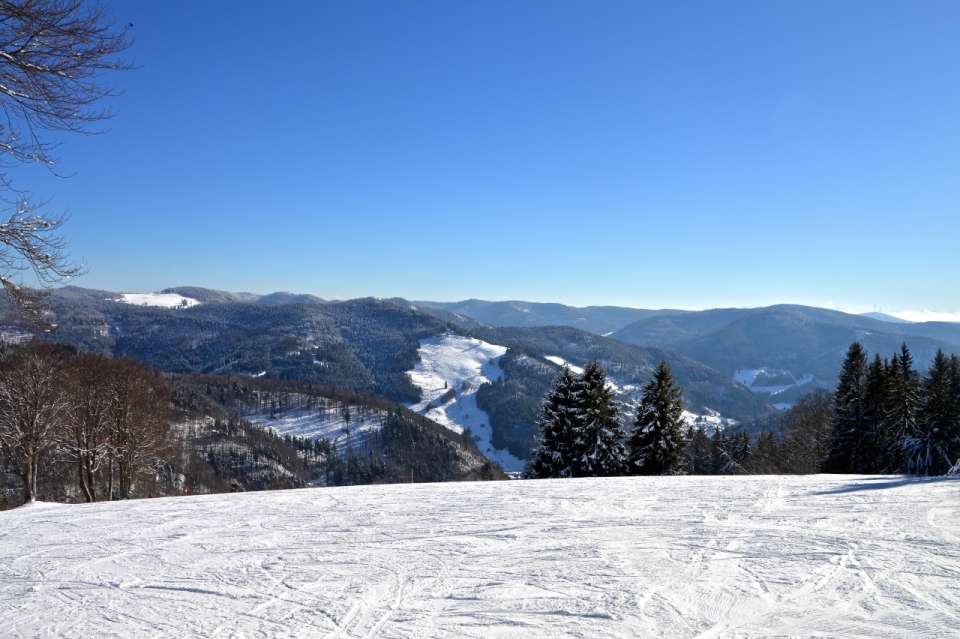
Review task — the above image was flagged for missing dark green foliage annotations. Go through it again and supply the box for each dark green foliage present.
[883,344,919,472]
[42,291,451,404]
[568,361,628,477]
[523,367,581,478]
[904,350,960,476]
[524,361,627,478]
[682,426,712,474]
[477,349,556,460]
[628,361,686,475]
[821,343,868,473]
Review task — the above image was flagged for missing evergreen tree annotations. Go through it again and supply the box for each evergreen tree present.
[523,366,580,478]
[883,344,918,472]
[858,354,889,473]
[682,425,712,474]
[567,360,628,477]
[628,360,686,475]
[821,342,868,473]
[904,349,960,475]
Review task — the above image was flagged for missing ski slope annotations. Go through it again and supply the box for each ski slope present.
[407,333,522,472]
[2,475,958,638]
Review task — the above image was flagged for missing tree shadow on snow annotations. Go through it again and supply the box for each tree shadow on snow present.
[813,475,959,495]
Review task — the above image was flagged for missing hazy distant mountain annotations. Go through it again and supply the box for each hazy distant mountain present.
[860,312,909,324]
[162,286,324,306]
[610,306,960,401]
[415,299,685,335]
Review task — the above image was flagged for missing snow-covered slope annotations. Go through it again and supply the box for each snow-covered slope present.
[407,333,522,471]
[116,292,200,308]
[2,476,957,637]
[242,395,387,446]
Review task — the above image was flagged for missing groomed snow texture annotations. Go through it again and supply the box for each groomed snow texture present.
[2,475,958,637]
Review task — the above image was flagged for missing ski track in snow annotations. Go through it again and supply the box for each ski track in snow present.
[407,333,523,472]
[1,476,958,638]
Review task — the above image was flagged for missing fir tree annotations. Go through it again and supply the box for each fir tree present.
[682,425,712,474]
[523,366,580,478]
[904,349,960,476]
[628,360,686,475]
[567,360,628,477]
[821,342,868,473]
[883,344,918,472]
[858,354,889,473]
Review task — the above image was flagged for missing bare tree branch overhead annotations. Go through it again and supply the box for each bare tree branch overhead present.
[0,0,131,327]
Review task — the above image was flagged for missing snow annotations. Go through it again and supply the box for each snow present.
[543,355,584,375]
[2,475,957,637]
[243,396,387,445]
[681,409,737,430]
[408,333,523,472]
[116,292,200,308]
[733,368,815,397]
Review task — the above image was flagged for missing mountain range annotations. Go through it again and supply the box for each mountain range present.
[19,286,960,464]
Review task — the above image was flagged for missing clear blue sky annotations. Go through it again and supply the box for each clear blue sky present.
[17,1,960,311]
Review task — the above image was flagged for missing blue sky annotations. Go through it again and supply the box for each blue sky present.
[16,1,960,311]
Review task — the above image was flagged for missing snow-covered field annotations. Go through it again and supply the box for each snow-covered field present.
[115,292,200,308]
[2,476,957,638]
[407,333,523,472]
[242,396,387,446]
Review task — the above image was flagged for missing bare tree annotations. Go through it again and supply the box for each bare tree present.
[106,357,169,499]
[61,351,111,501]
[0,1,131,322]
[0,343,70,502]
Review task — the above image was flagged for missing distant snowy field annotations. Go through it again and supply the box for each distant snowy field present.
[406,333,523,472]
[2,476,958,638]
[115,292,200,308]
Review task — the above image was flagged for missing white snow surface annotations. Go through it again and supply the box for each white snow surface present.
[543,355,584,375]
[2,475,958,637]
[243,397,387,445]
[408,333,522,472]
[116,292,200,308]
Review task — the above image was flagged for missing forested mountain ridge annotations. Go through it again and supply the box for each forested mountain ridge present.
[611,307,957,387]
[43,289,452,404]
[414,299,686,336]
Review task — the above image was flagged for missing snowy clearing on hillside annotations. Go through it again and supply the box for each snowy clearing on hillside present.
[242,396,388,446]
[408,333,522,472]
[543,355,584,374]
[115,292,200,308]
[2,476,958,637]
[681,409,737,431]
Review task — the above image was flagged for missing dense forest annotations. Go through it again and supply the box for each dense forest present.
[0,344,503,509]
[525,343,960,478]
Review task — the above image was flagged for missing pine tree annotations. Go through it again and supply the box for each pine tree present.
[883,344,918,472]
[821,342,868,473]
[858,354,889,473]
[904,349,960,476]
[567,360,628,477]
[682,425,712,474]
[628,360,686,475]
[523,366,580,478]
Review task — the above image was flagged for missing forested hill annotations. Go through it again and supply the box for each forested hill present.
[472,325,772,420]
[43,289,452,405]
